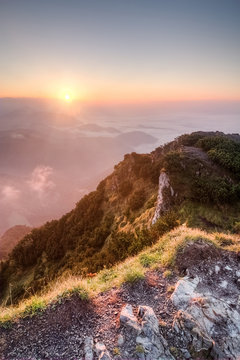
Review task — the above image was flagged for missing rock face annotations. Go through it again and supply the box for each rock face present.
[171,263,240,359]
[120,303,141,333]
[95,342,112,360]
[152,171,174,224]
[119,304,174,360]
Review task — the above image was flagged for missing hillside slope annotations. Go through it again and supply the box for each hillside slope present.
[0,226,239,359]
[1,131,240,305]
[0,225,31,260]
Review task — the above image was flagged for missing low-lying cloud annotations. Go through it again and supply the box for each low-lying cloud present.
[28,165,56,199]
[2,185,21,202]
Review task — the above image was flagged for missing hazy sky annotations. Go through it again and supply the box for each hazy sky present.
[0,0,240,102]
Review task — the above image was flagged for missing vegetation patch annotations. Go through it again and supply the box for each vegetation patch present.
[23,297,46,317]
[123,268,145,283]
[0,226,239,324]
[59,286,89,301]
[139,253,156,267]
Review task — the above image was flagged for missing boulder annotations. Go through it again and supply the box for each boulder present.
[171,274,240,359]
[120,304,174,360]
[120,304,141,333]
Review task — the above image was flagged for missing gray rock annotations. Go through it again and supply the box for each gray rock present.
[171,274,240,359]
[152,171,174,224]
[120,304,141,333]
[84,336,94,360]
[95,342,112,360]
[121,304,175,360]
[95,342,106,355]
[117,334,124,346]
[173,310,214,353]
[171,276,199,309]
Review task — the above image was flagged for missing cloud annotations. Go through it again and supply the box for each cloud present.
[28,165,56,199]
[11,133,25,139]
[2,185,21,201]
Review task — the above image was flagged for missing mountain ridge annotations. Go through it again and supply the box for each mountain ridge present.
[1,131,240,306]
[0,130,240,359]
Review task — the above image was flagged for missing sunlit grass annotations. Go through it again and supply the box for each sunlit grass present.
[0,225,239,325]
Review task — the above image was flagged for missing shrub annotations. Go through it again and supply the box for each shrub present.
[193,175,237,204]
[233,221,240,234]
[129,189,146,211]
[119,180,133,197]
[198,136,240,177]
[113,347,121,355]
[164,151,184,172]
[151,211,179,239]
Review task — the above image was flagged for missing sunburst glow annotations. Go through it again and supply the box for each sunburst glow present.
[65,93,70,101]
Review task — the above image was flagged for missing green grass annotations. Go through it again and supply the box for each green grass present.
[0,225,239,326]
[59,286,89,301]
[179,201,240,231]
[23,297,46,317]
[139,253,156,267]
[123,268,145,283]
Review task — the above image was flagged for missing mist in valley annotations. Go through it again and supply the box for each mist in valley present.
[0,97,240,236]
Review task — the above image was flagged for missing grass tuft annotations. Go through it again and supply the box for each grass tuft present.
[23,297,46,317]
[139,253,156,267]
[163,270,172,278]
[135,344,145,354]
[123,268,145,283]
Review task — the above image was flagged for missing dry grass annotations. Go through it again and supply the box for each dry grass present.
[1,225,239,324]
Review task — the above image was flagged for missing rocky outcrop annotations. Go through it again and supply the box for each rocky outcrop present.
[119,304,174,359]
[152,171,174,224]
[80,304,174,359]
[171,262,240,359]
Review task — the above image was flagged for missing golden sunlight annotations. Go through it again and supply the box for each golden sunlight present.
[64,93,71,101]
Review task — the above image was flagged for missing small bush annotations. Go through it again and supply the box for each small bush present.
[0,314,12,329]
[151,211,179,239]
[129,189,146,211]
[170,346,179,358]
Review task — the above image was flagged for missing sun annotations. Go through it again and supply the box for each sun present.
[64,93,71,101]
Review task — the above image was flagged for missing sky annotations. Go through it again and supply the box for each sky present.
[0,0,240,102]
